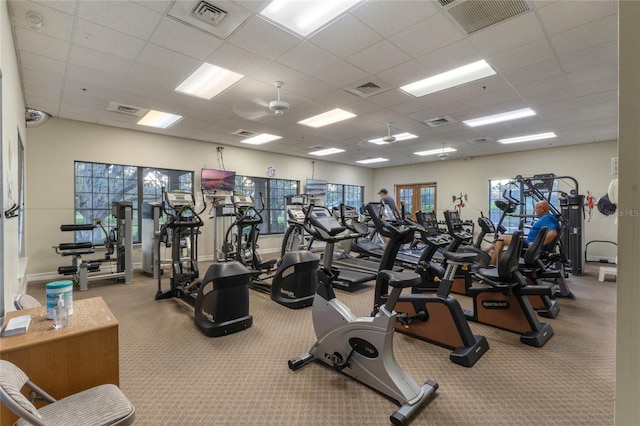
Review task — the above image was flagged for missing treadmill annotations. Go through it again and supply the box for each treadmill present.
[331,205,402,274]
[302,205,376,291]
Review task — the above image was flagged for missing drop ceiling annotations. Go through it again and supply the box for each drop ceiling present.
[7,0,618,167]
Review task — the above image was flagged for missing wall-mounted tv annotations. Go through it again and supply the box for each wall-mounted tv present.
[201,169,236,191]
[306,179,327,196]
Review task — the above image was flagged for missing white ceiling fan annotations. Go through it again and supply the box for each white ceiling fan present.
[232,81,290,120]
[268,81,290,116]
[361,122,418,146]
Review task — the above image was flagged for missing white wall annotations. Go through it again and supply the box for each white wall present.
[372,140,618,259]
[1,0,28,316]
[24,117,373,277]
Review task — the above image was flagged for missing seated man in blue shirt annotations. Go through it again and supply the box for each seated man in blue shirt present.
[490,200,559,265]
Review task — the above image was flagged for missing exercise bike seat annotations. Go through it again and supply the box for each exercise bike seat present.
[440,250,477,264]
[380,270,422,289]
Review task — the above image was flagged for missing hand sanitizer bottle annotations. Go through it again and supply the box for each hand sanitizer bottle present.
[54,294,69,329]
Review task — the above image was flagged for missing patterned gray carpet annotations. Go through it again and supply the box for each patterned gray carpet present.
[27,262,615,425]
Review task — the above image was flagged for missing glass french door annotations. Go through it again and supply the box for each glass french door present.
[397,183,437,219]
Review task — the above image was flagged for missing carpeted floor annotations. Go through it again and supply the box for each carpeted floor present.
[26,262,616,425]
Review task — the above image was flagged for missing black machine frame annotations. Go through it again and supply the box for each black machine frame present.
[501,174,584,276]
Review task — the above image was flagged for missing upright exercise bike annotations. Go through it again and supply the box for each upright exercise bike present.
[289,206,438,426]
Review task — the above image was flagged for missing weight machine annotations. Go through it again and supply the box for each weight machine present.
[54,201,133,291]
[511,174,584,275]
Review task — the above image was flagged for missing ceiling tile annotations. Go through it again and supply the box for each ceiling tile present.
[132,0,172,14]
[310,13,382,59]
[501,58,564,86]
[228,16,301,60]
[206,43,270,77]
[472,88,522,107]
[125,62,183,90]
[151,17,224,61]
[558,40,617,73]
[388,13,464,58]
[350,1,439,38]
[250,62,334,99]
[487,38,555,74]
[28,0,77,15]
[549,14,617,57]
[78,0,163,40]
[18,51,66,78]
[277,42,339,76]
[468,11,545,56]
[416,39,482,74]
[572,76,617,98]
[345,40,411,75]
[376,60,430,88]
[15,27,69,61]
[68,45,133,77]
[72,19,146,60]
[314,61,369,88]
[25,94,61,114]
[137,44,200,77]
[65,63,124,90]
[566,62,618,86]
[516,74,571,97]
[20,69,63,91]
[24,83,61,101]
[537,0,617,35]
[8,0,74,41]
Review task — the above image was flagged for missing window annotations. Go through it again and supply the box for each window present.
[488,179,521,233]
[235,175,299,234]
[325,183,364,210]
[74,161,192,244]
[489,178,562,233]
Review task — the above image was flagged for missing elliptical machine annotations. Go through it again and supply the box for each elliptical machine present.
[289,205,438,426]
[155,190,253,337]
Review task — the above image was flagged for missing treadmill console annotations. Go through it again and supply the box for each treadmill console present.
[443,210,473,242]
[415,211,450,247]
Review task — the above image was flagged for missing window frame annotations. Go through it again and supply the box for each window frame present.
[74,161,193,245]
[234,175,300,235]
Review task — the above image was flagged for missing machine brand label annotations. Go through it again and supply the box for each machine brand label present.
[280,289,295,298]
[482,300,509,309]
[201,309,214,322]
[349,337,379,359]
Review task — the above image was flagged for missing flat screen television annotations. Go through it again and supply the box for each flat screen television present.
[306,179,327,196]
[201,169,236,191]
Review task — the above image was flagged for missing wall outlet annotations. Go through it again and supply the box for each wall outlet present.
[611,157,618,175]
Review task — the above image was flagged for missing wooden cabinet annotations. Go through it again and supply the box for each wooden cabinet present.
[1,297,119,424]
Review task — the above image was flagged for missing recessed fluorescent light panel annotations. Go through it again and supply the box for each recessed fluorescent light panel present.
[241,133,282,145]
[356,158,389,164]
[260,0,362,37]
[309,147,345,156]
[414,147,457,156]
[497,132,557,144]
[368,133,418,145]
[463,108,536,127]
[298,108,356,128]
[400,60,496,97]
[175,63,244,100]
[137,110,183,129]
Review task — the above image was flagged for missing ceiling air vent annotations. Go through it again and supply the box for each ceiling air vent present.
[438,0,456,6]
[167,1,252,39]
[423,116,457,127]
[106,101,148,117]
[343,78,390,98]
[447,0,530,34]
[467,137,493,144]
[231,129,257,137]
[307,145,326,151]
[192,1,229,26]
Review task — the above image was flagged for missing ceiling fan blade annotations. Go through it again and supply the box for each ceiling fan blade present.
[232,97,271,120]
